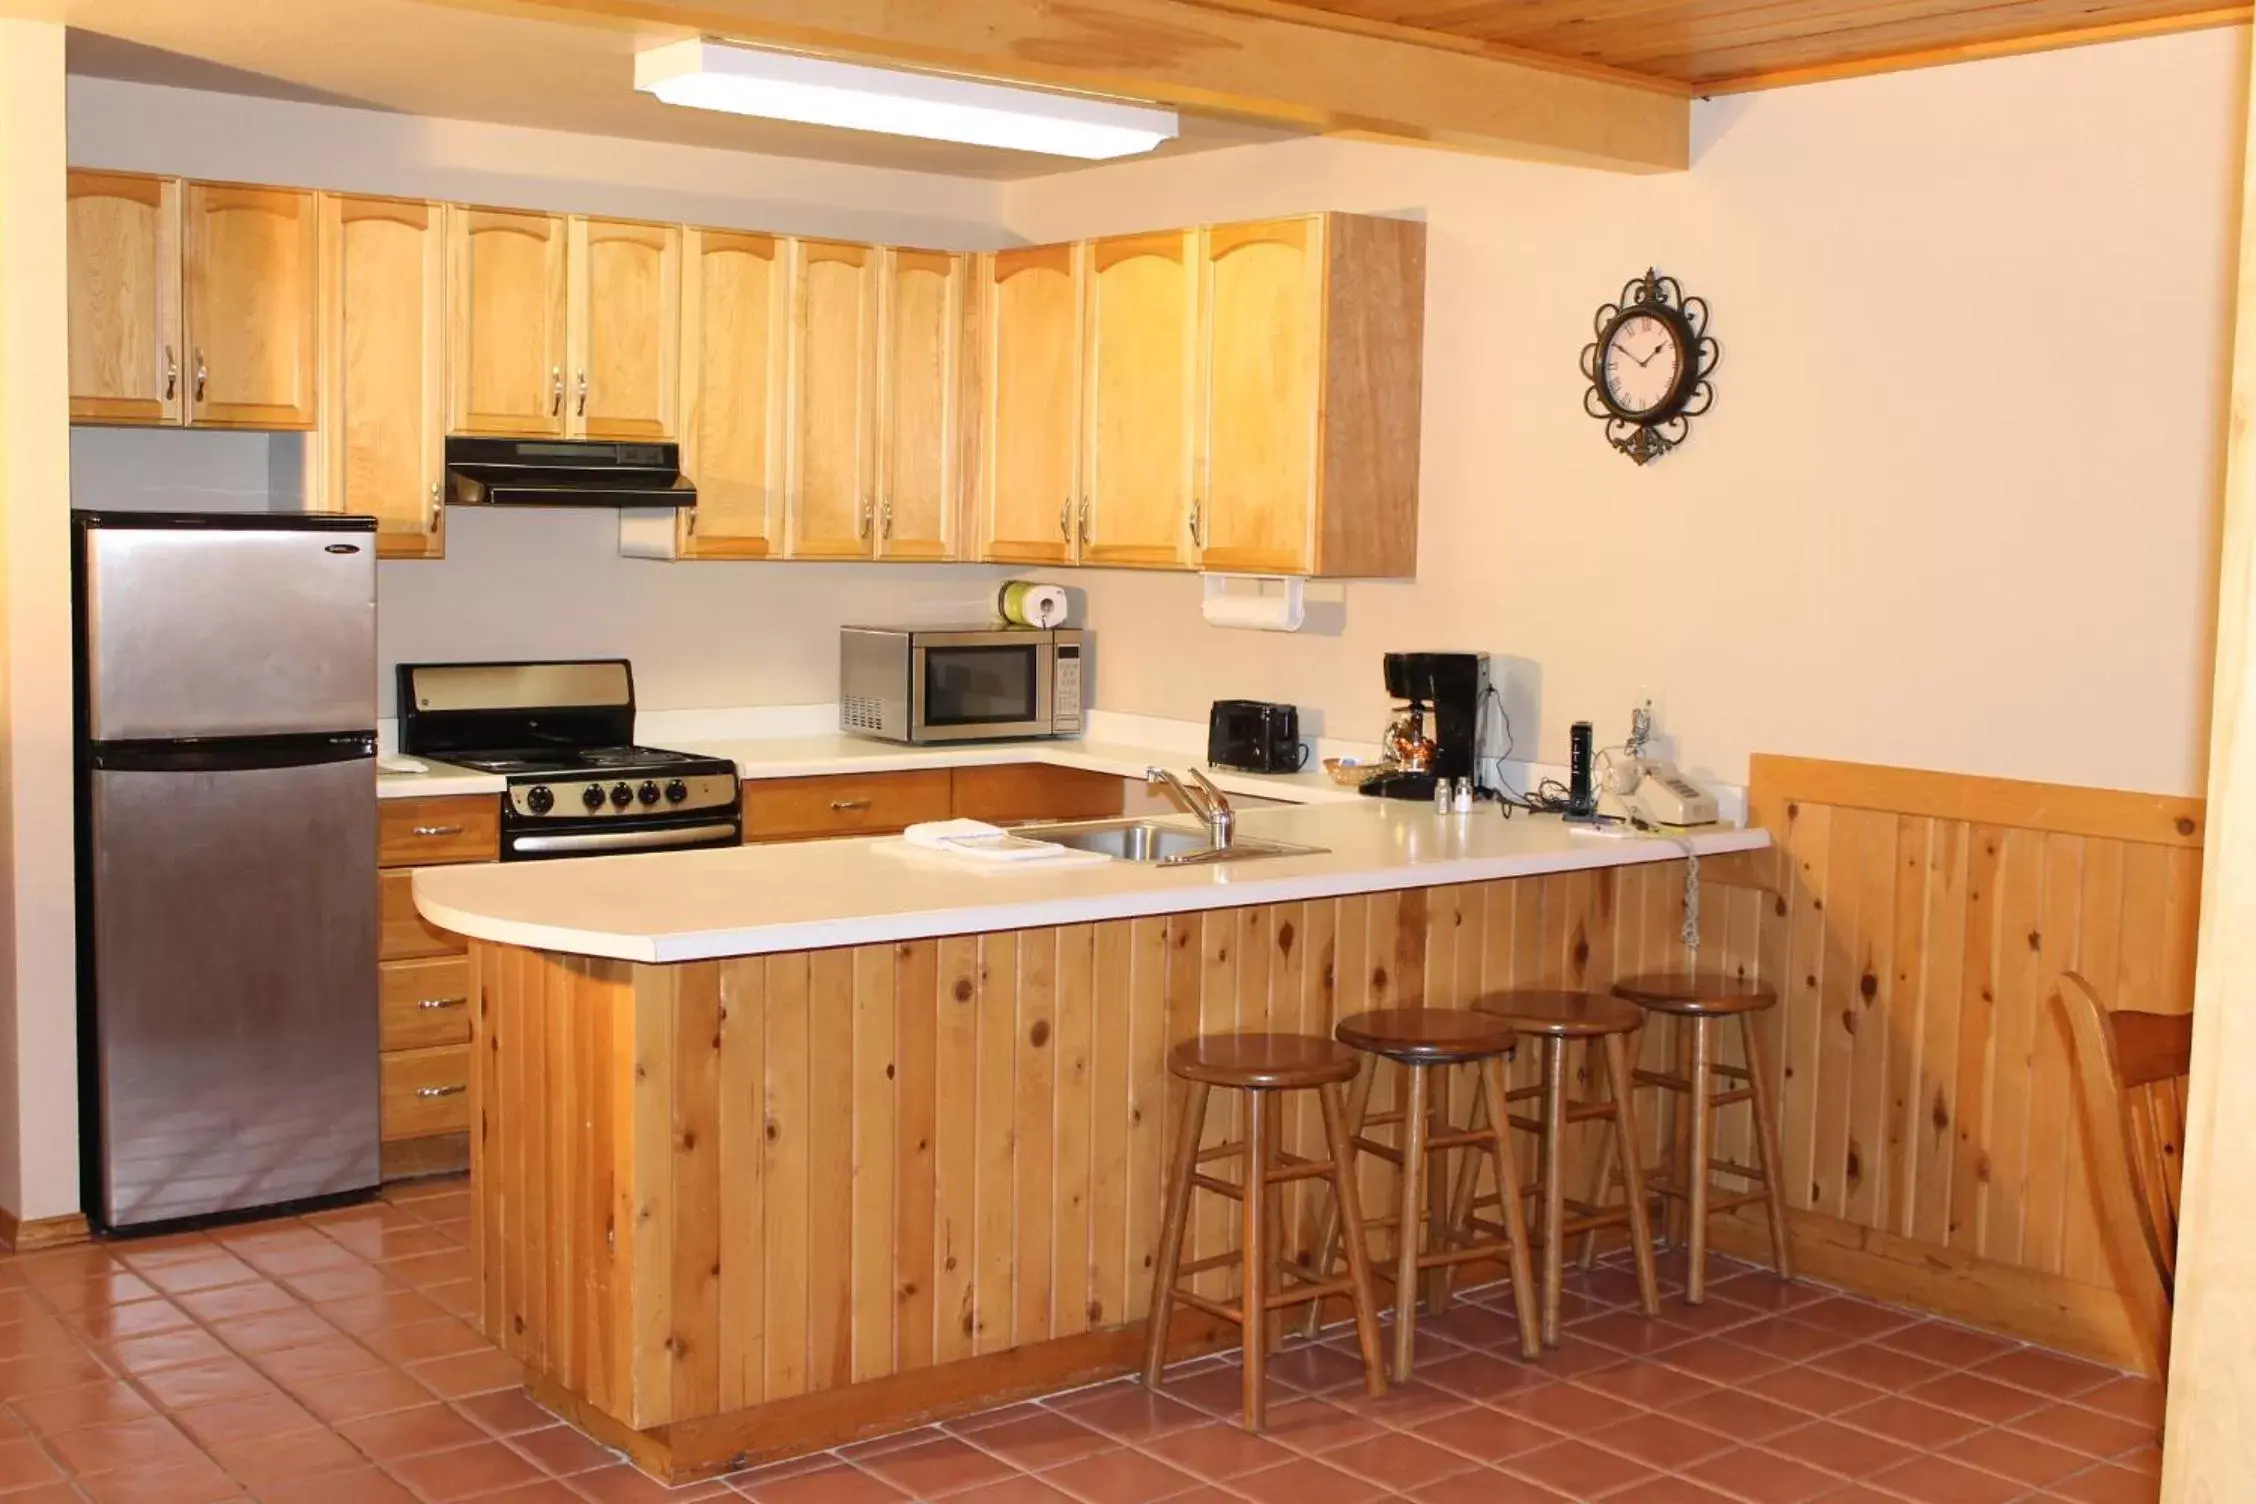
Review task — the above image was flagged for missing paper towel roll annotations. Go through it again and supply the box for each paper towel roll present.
[998,581,1070,628]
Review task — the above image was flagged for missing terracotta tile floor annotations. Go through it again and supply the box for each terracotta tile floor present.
[0,1181,2164,1503]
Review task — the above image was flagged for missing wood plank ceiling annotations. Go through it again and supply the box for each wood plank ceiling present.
[1259,0,2252,92]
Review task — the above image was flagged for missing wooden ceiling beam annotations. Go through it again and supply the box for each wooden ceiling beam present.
[482,0,1693,171]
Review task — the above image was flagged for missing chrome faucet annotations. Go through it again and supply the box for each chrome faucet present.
[1146,766,1235,849]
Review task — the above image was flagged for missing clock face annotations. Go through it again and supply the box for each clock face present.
[1601,312,1684,418]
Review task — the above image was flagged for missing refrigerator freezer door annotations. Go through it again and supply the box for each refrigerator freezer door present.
[87,748,378,1228]
[82,519,377,741]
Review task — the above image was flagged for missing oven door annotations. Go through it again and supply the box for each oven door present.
[501,813,742,861]
[910,632,1056,742]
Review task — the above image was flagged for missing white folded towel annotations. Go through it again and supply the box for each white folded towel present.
[901,819,1091,863]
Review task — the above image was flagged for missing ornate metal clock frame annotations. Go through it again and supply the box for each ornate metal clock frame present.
[1579,268,1720,466]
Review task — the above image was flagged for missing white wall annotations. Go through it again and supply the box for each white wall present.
[1008,30,2246,798]
[66,78,1021,718]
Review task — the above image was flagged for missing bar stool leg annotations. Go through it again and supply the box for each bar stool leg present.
[1602,1032,1663,1316]
[1666,1017,1693,1249]
[1391,1062,1430,1382]
[1300,1060,1377,1340]
[1316,1082,1388,1397]
[1685,1018,1715,1304]
[1576,1038,1619,1275]
[1242,1090,1271,1428]
[1262,1092,1288,1352]
[1740,1013,1796,1280]
[1536,1037,1569,1346]
[1427,1065,1456,1317]
[1143,1082,1211,1387]
[1477,1057,1544,1360]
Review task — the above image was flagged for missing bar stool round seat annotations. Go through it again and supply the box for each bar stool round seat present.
[1482,989,1646,1038]
[1612,973,1777,1016]
[1335,1007,1520,1063]
[1167,1032,1361,1089]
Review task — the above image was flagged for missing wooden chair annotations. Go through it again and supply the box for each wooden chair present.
[2056,971,2192,1302]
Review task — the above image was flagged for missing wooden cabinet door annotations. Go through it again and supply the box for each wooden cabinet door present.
[183,183,319,429]
[324,196,446,558]
[784,239,878,559]
[572,217,678,440]
[679,228,785,558]
[67,171,182,425]
[1084,230,1197,569]
[978,245,1081,564]
[450,207,569,437]
[1199,217,1323,574]
[876,249,963,561]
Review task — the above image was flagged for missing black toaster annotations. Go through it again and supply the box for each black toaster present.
[1207,700,1304,774]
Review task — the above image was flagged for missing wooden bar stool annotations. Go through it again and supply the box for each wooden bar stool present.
[1143,1031,1387,1431]
[1611,973,1794,1303]
[1463,991,1661,1346]
[1303,1008,1543,1378]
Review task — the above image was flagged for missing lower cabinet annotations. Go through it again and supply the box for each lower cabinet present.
[376,795,495,1179]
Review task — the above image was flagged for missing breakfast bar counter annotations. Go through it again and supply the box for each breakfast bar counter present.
[421,803,1770,1481]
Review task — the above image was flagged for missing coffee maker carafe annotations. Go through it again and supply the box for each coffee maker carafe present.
[1364,652,1487,801]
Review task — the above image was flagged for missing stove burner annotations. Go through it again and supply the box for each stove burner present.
[446,745,703,775]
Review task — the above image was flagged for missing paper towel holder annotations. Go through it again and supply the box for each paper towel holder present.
[1201,573,1306,632]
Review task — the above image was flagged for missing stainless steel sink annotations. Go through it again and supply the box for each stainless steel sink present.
[1013,818,1327,867]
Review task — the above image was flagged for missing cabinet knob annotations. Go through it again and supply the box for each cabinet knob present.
[829,798,873,812]
[577,369,588,417]
[550,365,563,417]
[162,346,178,402]
[415,1084,468,1099]
[417,996,468,1011]
[192,348,207,404]
[411,824,466,838]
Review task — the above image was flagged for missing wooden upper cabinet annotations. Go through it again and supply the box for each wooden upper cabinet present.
[785,239,879,560]
[67,172,183,425]
[1083,230,1197,569]
[876,250,964,561]
[1198,213,1425,578]
[450,207,569,437]
[978,244,1082,565]
[678,229,785,558]
[183,183,320,429]
[573,218,679,440]
[322,196,447,558]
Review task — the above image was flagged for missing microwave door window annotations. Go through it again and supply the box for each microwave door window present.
[924,647,1038,726]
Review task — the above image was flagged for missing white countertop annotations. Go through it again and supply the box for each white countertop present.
[413,801,1768,964]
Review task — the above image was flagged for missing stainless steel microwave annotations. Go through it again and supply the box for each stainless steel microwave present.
[840,626,1084,743]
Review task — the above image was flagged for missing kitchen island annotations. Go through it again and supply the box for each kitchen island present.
[416,801,1769,1481]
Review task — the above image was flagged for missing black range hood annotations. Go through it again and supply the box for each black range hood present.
[444,436,696,508]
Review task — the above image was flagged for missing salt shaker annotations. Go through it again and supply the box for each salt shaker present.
[1433,777,1454,815]
[1453,778,1475,814]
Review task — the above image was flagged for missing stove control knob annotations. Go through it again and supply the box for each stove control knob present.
[581,784,606,811]
[609,782,634,809]
[665,779,689,805]
[638,780,661,806]
[525,785,555,815]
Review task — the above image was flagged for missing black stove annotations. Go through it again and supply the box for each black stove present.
[397,660,741,861]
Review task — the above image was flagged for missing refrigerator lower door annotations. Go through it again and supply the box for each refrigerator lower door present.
[86,746,378,1229]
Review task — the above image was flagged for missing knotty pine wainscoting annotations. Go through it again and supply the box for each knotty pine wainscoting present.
[1715,755,2202,1378]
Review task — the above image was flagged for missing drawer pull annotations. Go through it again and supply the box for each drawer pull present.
[415,1084,468,1099]
[829,798,873,812]
[418,996,468,1011]
[411,824,466,837]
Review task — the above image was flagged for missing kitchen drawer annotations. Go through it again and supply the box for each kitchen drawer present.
[951,763,1126,825]
[379,796,500,867]
[380,955,472,1052]
[741,769,952,842]
[381,869,465,960]
[381,1044,472,1141]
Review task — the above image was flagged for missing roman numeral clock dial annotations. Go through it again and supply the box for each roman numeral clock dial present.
[1580,269,1720,465]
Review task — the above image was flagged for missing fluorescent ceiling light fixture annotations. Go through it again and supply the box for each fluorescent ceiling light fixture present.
[635,39,1178,160]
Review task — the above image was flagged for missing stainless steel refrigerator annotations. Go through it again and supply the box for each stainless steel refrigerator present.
[75,512,381,1231]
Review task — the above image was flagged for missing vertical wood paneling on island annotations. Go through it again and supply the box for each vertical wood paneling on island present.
[1724,756,2203,1373]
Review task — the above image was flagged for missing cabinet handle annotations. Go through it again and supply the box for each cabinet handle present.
[1059,499,1073,542]
[550,366,563,416]
[418,996,469,1011]
[411,824,466,838]
[577,369,588,417]
[192,349,207,403]
[881,500,894,540]
[1078,497,1091,547]
[428,480,442,532]
[856,499,871,540]
[1188,498,1204,548]
[162,346,178,402]
[415,1084,468,1099]
[829,798,872,812]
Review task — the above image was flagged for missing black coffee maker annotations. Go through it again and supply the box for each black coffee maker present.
[1362,651,1487,801]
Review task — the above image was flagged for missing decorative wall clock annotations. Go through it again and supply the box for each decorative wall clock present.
[1579,268,1719,465]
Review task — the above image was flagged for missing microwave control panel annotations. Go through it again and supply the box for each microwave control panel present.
[1054,643,1083,733]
